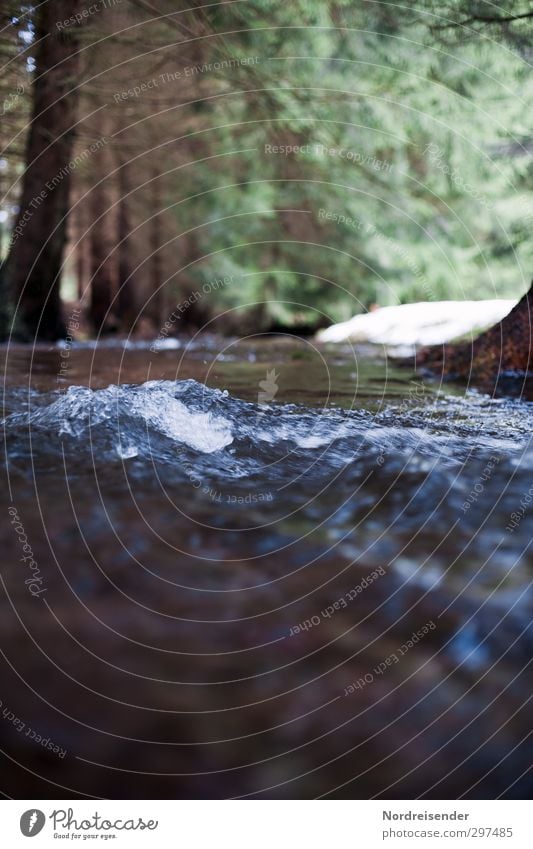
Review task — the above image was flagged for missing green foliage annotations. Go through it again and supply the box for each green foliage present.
[169,1,533,327]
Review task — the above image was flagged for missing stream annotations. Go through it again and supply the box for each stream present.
[1,335,532,799]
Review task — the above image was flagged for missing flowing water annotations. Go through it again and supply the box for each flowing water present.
[1,336,532,799]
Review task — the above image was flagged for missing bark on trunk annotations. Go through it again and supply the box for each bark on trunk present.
[2,0,83,340]
[416,282,533,380]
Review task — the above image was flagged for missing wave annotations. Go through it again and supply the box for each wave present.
[3,379,533,608]
[2,378,530,473]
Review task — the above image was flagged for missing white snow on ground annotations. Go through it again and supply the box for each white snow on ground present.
[316,299,517,346]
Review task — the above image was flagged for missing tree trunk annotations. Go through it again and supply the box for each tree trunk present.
[89,178,116,335]
[416,282,533,380]
[75,223,90,304]
[117,154,137,330]
[148,167,164,329]
[2,0,83,341]
[72,191,90,303]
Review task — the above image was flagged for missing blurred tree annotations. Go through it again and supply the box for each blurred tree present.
[414,0,533,378]
[0,1,32,335]
[0,0,532,340]
[1,0,84,339]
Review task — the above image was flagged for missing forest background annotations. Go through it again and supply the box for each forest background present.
[1,0,532,340]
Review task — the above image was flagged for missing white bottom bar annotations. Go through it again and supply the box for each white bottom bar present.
[1,800,530,847]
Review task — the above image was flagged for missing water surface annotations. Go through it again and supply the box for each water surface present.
[1,336,532,798]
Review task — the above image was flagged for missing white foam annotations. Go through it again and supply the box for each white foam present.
[148,395,233,453]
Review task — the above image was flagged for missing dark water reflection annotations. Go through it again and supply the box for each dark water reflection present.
[0,336,532,798]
